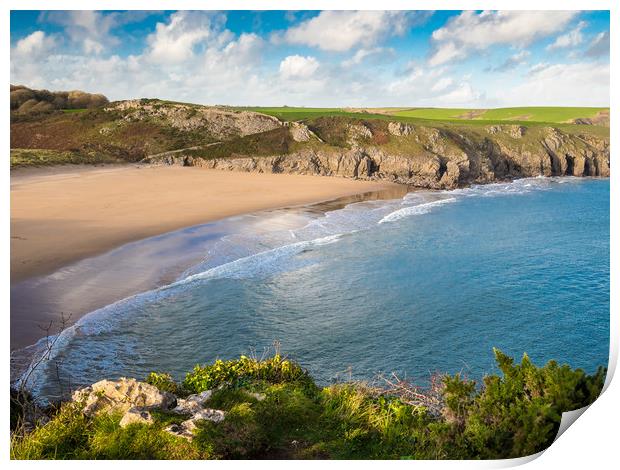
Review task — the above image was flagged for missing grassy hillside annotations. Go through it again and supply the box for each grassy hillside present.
[11,350,605,460]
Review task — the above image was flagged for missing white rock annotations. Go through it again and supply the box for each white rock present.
[172,390,213,415]
[71,378,176,417]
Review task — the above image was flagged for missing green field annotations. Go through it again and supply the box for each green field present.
[242,106,608,125]
[382,106,607,123]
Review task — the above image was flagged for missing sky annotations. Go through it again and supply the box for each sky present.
[10,10,610,107]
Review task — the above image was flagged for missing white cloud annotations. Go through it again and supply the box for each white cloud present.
[13,31,56,57]
[386,66,484,107]
[488,50,530,72]
[279,55,320,79]
[146,11,228,64]
[342,47,393,67]
[430,11,578,65]
[281,11,416,52]
[42,10,163,55]
[430,77,453,92]
[547,21,586,50]
[506,62,609,106]
[437,82,481,105]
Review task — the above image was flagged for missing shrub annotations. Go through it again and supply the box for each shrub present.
[145,372,182,396]
[183,354,313,393]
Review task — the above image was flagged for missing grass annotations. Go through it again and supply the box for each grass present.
[242,106,609,126]
[10,149,121,168]
[390,106,609,123]
[61,108,88,114]
[11,349,605,460]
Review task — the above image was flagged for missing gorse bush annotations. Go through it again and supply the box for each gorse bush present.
[11,349,605,460]
[182,354,313,393]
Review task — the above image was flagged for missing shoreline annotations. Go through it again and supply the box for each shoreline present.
[11,164,407,352]
[11,164,402,283]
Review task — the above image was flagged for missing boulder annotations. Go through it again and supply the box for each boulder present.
[72,378,176,417]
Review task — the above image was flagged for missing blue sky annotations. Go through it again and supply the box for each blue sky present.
[10,10,610,107]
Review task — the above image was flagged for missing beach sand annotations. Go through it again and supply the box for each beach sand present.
[11,164,399,283]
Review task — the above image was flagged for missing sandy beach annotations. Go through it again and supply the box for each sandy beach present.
[11,164,399,283]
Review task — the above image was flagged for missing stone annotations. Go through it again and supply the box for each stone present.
[289,122,311,142]
[164,408,226,441]
[440,161,461,188]
[72,378,176,417]
[119,407,154,428]
[388,122,413,136]
[172,390,213,415]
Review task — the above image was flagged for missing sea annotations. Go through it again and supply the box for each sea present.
[16,177,610,402]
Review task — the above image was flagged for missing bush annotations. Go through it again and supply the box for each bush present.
[145,372,182,396]
[183,354,313,393]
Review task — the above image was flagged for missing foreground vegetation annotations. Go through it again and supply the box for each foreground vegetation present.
[11,349,604,460]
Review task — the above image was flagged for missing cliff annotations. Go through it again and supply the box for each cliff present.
[154,121,610,189]
[11,98,610,188]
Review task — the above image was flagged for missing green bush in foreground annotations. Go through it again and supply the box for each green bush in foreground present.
[11,349,605,460]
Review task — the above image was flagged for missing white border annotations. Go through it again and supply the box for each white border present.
[2,1,616,468]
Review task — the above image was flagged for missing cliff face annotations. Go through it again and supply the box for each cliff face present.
[156,123,610,189]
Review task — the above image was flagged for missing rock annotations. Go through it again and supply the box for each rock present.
[150,124,609,187]
[289,122,311,142]
[164,423,195,441]
[119,407,154,428]
[485,125,525,138]
[72,378,176,417]
[440,161,461,188]
[106,100,282,139]
[347,124,372,146]
[172,390,213,415]
[165,408,226,441]
[388,122,413,136]
[192,408,226,423]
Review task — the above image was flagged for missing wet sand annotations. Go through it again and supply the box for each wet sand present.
[11,164,399,283]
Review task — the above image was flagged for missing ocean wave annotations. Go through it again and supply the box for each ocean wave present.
[379,198,457,224]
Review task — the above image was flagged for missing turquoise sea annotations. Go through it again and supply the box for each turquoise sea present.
[23,177,609,401]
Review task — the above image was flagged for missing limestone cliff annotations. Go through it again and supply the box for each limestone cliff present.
[154,122,610,189]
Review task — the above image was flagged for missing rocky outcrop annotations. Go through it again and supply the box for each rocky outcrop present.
[72,378,176,417]
[106,100,282,139]
[388,122,413,136]
[71,378,225,440]
[152,125,610,189]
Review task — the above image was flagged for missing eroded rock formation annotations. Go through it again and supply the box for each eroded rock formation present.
[155,122,609,189]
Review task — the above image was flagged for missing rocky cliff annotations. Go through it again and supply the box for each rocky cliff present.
[154,121,610,189]
[10,96,610,186]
